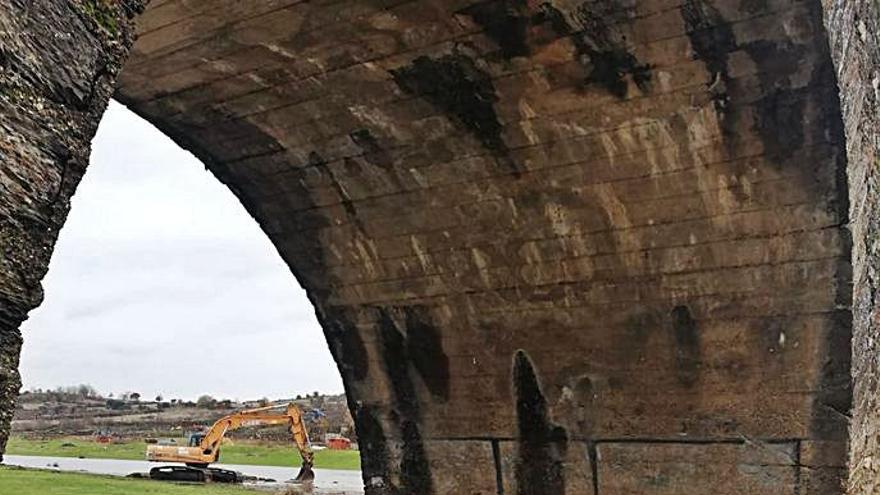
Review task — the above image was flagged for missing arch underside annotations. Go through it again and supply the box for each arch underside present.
[0,1,854,494]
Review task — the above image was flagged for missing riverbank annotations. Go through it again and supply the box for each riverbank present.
[2,455,364,494]
[6,436,361,470]
[0,465,260,495]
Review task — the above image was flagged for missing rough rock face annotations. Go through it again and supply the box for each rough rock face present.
[823,1,880,493]
[0,0,143,460]
[0,1,855,494]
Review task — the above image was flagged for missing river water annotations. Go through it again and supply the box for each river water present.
[2,454,364,494]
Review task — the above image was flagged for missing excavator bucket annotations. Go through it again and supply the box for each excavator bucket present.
[293,461,315,482]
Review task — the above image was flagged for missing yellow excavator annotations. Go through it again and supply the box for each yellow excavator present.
[146,402,315,483]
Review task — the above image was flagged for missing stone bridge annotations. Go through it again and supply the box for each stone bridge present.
[0,1,878,493]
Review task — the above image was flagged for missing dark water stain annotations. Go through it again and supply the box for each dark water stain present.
[584,48,652,98]
[342,156,363,176]
[553,361,600,435]
[398,418,431,493]
[458,0,531,59]
[323,314,369,381]
[402,306,451,400]
[307,151,366,233]
[542,2,652,98]
[574,1,652,96]
[491,440,505,495]
[752,87,807,157]
[681,0,736,83]
[680,1,822,172]
[741,40,808,158]
[811,58,849,222]
[327,305,450,494]
[513,350,567,495]
[670,306,701,387]
[810,310,853,441]
[349,129,404,190]
[572,375,596,434]
[620,308,659,361]
[351,404,392,489]
[390,54,521,175]
[532,2,570,34]
[681,0,738,141]
[739,0,769,15]
[377,309,433,494]
[349,130,395,173]
[457,0,576,60]
[587,441,599,495]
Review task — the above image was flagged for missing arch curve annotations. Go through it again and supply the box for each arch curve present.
[0,1,854,494]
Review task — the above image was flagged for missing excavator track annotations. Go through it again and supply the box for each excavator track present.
[149,465,243,483]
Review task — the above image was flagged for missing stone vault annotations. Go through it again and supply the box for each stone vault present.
[1,1,875,494]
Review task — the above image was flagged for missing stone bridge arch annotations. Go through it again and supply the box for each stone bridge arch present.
[0,1,866,494]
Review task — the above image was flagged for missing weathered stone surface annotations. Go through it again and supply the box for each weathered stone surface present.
[424,440,497,495]
[822,1,880,494]
[0,1,857,493]
[499,440,594,495]
[800,438,848,492]
[597,441,799,494]
[0,0,144,461]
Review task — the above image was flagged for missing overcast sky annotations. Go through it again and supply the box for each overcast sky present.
[18,101,343,402]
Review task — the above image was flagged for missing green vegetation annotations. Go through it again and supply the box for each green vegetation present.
[0,466,258,495]
[7,436,361,471]
[7,436,144,460]
[213,442,359,470]
[80,0,118,35]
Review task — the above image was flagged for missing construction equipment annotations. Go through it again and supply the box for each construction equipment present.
[94,428,114,444]
[146,402,315,483]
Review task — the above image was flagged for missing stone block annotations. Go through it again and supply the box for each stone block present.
[597,442,798,495]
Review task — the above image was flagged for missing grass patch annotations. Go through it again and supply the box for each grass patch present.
[8,436,145,460]
[0,466,258,495]
[81,0,118,34]
[6,436,361,471]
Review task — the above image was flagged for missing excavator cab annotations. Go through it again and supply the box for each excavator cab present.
[188,433,205,447]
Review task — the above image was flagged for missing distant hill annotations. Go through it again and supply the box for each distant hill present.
[13,388,354,443]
